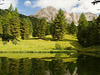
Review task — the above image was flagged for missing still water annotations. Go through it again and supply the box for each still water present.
[0,53,100,75]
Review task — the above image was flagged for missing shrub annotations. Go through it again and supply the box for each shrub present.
[55,43,63,50]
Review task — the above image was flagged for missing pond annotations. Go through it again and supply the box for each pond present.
[0,53,100,75]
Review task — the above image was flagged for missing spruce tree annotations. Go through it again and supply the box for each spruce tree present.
[14,8,19,17]
[46,23,51,35]
[77,13,88,46]
[32,18,40,37]
[38,18,47,39]
[2,12,11,43]
[10,17,20,39]
[8,4,14,11]
[0,16,2,36]
[26,18,32,35]
[68,21,77,35]
[51,9,66,40]
[95,15,100,44]
[20,18,29,40]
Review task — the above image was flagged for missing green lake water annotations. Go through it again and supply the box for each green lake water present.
[0,53,100,75]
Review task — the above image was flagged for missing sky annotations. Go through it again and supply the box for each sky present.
[0,0,100,16]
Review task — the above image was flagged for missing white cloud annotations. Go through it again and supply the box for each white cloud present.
[32,0,100,14]
[24,0,31,7]
[0,0,18,9]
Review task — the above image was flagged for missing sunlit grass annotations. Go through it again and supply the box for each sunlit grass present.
[0,34,83,52]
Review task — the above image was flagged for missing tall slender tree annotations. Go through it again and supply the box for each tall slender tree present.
[0,16,2,36]
[26,18,32,35]
[10,17,20,39]
[68,21,77,35]
[38,18,47,39]
[77,13,88,46]
[20,18,29,40]
[95,15,100,44]
[51,9,66,40]
[32,18,40,37]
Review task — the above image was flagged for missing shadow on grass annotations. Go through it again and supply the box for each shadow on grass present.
[27,37,56,41]
[27,38,39,40]
[62,39,77,42]
[70,41,83,50]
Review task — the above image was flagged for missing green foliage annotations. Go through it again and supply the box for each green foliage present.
[0,16,3,36]
[32,18,39,37]
[65,46,72,50]
[55,43,63,50]
[38,18,47,39]
[2,13,11,42]
[46,23,51,35]
[51,9,66,40]
[10,17,20,38]
[68,21,77,35]
[77,13,88,47]
[8,3,14,11]
[20,18,30,40]
[26,18,32,35]
[50,59,66,75]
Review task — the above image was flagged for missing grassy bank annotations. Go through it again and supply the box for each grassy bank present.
[0,34,82,53]
[0,34,100,53]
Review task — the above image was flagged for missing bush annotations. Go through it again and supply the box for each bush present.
[55,43,63,50]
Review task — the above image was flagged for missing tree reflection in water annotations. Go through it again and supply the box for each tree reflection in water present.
[0,54,99,75]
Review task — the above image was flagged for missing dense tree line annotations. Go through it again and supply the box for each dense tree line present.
[0,4,47,44]
[77,13,100,47]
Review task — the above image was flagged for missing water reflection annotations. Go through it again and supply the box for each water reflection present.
[0,53,99,75]
[77,54,100,75]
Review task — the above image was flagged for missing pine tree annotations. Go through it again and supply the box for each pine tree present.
[10,17,20,39]
[0,16,2,36]
[46,23,51,35]
[2,12,11,43]
[68,21,77,35]
[77,13,88,46]
[38,18,47,39]
[95,15,100,44]
[14,8,19,17]
[20,18,29,40]
[8,4,14,11]
[26,18,32,35]
[51,9,66,40]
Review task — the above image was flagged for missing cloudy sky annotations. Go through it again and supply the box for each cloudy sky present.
[0,0,100,15]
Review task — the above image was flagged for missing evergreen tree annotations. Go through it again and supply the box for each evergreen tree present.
[10,17,20,44]
[32,18,40,37]
[14,8,19,17]
[2,12,12,43]
[77,13,88,46]
[8,4,14,11]
[38,18,47,39]
[0,16,2,36]
[26,18,32,35]
[46,23,51,35]
[68,21,77,35]
[51,9,66,40]
[95,15,100,44]
[20,18,29,40]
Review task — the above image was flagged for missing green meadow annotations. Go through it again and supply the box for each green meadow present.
[0,34,100,53]
[0,34,82,52]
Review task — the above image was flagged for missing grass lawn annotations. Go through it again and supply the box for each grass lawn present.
[1,34,100,53]
[0,34,83,52]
